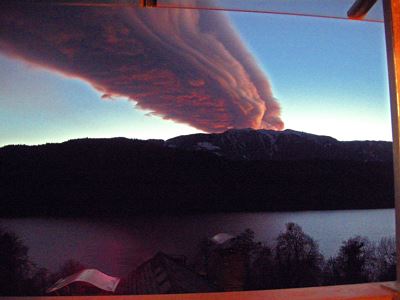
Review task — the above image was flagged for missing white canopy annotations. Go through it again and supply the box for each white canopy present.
[46,268,120,294]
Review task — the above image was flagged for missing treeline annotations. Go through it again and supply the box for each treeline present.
[0,224,396,296]
[0,226,89,296]
[195,224,396,291]
[0,139,394,217]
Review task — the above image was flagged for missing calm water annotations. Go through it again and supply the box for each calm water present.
[0,209,395,277]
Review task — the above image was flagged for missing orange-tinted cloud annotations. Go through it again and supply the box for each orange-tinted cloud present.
[0,1,284,132]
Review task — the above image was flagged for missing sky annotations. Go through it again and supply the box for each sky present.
[0,0,392,147]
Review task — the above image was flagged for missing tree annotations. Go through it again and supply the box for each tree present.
[52,259,86,280]
[48,259,87,295]
[324,236,372,284]
[231,229,262,256]
[0,226,33,295]
[375,237,396,281]
[248,245,274,290]
[274,223,323,288]
[29,267,51,296]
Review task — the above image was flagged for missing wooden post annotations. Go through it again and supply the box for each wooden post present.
[139,0,157,8]
[383,0,400,283]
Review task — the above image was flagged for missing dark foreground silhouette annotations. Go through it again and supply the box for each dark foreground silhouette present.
[0,223,395,296]
[0,130,394,217]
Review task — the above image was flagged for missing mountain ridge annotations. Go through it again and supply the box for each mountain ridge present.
[0,129,394,217]
[2,128,392,162]
[166,128,392,162]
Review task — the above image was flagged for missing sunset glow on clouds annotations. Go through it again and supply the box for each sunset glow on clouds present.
[0,1,283,133]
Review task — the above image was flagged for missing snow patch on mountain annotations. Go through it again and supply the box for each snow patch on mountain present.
[196,142,221,151]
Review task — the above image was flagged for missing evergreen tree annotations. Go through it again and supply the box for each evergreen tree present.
[53,259,86,280]
[0,226,33,295]
[325,236,371,284]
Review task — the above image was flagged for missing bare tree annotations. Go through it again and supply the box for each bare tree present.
[375,237,396,281]
[274,223,323,288]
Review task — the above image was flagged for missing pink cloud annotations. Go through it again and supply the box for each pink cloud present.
[0,1,284,132]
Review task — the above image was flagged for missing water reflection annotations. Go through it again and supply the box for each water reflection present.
[1,209,395,277]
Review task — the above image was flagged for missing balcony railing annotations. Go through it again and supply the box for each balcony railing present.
[3,282,400,300]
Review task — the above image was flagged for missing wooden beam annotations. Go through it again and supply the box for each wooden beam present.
[139,0,157,8]
[3,282,397,300]
[347,0,378,19]
[383,0,400,283]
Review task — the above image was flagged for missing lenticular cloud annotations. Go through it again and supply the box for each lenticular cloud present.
[0,0,284,132]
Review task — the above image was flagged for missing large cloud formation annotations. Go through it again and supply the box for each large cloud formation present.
[0,1,284,132]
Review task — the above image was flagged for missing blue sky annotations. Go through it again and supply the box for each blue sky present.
[0,3,392,146]
[229,10,391,141]
[0,55,199,146]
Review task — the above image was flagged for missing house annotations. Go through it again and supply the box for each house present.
[120,252,215,294]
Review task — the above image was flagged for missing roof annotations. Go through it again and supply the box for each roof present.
[123,252,215,294]
[46,269,120,294]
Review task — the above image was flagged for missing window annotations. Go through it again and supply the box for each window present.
[0,0,398,296]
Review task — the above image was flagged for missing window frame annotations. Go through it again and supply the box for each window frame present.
[383,0,400,283]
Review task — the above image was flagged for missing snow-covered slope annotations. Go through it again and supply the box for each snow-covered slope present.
[166,129,392,162]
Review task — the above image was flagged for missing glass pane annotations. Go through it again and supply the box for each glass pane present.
[158,0,383,22]
[35,0,384,21]
[0,0,393,296]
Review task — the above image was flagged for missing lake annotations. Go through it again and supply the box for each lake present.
[0,209,395,278]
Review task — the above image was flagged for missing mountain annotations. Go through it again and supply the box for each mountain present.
[167,129,393,162]
[0,130,394,217]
